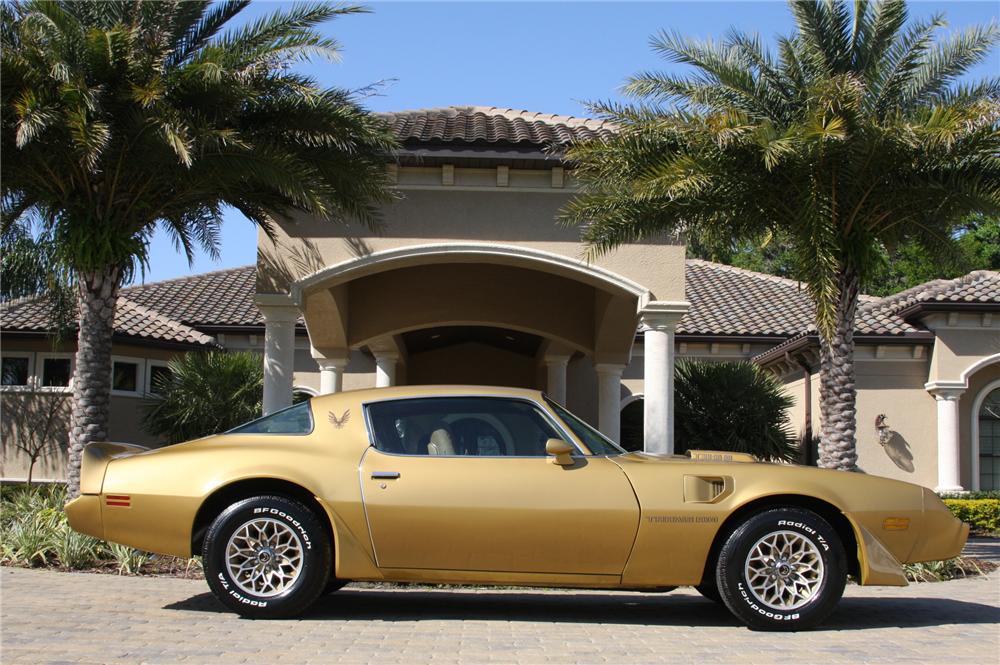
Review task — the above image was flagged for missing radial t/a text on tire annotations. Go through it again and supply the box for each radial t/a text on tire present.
[203,495,332,618]
[716,507,846,631]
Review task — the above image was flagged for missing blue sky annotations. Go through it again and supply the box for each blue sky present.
[140,0,1000,285]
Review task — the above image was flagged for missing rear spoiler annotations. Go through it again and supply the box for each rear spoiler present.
[79,442,149,495]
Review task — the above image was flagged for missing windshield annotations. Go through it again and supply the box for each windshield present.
[545,397,625,456]
[227,402,313,435]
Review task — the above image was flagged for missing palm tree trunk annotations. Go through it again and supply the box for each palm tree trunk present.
[817,267,860,471]
[66,265,122,498]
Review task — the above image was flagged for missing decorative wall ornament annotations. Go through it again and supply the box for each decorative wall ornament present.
[875,414,892,447]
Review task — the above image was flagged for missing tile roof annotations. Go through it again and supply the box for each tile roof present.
[0,294,215,346]
[378,106,615,146]
[121,265,261,327]
[678,260,930,337]
[5,264,998,350]
[861,270,1000,319]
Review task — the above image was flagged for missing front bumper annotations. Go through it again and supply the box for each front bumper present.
[65,494,103,540]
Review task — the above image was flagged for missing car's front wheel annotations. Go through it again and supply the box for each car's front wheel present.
[716,507,846,631]
[203,495,332,618]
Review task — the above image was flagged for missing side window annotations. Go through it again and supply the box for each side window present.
[228,402,313,435]
[366,397,568,457]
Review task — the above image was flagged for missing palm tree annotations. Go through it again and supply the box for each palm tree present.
[1,1,397,496]
[561,0,999,471]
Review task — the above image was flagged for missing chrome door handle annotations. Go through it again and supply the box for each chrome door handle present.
[371,471,400,480]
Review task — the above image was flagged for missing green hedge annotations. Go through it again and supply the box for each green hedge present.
[943,499,1000,533]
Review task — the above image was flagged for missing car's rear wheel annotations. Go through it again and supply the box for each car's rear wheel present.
[716,507,846,631]
[203,495,331,618]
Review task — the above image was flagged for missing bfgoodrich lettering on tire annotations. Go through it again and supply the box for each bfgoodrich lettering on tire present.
[204,495,332,618]
[716,507,846,631]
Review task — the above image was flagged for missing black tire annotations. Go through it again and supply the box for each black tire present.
[695,579,723,605]
[716,508,846,631]
[325,578,348,594]
[203,495,332,618]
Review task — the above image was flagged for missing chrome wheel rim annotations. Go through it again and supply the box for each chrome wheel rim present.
[225,518,304,597]
[744,530,824,611]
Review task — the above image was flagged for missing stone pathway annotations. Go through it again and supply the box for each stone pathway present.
[963,537,1000,562]
[1,567,998,664]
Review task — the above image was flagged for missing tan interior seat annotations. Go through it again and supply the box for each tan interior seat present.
[427,425,456,455]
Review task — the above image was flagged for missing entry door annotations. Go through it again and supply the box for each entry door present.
[359,397,640,575]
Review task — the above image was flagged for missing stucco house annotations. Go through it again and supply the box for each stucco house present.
[2,106,998,492]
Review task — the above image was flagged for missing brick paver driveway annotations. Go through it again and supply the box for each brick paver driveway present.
[1,567,997,664]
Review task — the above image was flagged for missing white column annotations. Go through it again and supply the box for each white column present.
[640,302,690,455]
[544,354,570,405]
[595,363,625,443]
[374,351,399,388]
[927,383,965,492]
[316,356,348,395]
[258,303,299,415]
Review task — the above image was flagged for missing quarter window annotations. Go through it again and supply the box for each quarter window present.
[228,402,314,435]
[366,397,568,457]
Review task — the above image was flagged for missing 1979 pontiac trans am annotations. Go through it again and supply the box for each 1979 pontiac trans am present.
[66,386,968,630]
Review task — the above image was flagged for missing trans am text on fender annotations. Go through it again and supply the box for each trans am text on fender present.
[66,386,968,630]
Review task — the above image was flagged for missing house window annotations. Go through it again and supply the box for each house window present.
[147,361,171,395]
[111,357,144,396]
[980,387,1000,491]
[38,354,73,389]
[1,355,31,387]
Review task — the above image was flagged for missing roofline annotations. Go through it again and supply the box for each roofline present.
[121,264,256,294]
[752,331,936,366]
[894,300,1000,321]
[0,328,218,350]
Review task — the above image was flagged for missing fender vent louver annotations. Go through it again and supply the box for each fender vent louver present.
[683,476,733,503]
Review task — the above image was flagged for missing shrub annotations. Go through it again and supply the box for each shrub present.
[674,361,798,462]
[943,499,1000,533]
[107,543,152,575]
[2,511,58,566]
[939,490,1000,500]
[904,557,992,583]
[142,351,265,443]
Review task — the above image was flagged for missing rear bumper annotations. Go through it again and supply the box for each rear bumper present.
[65,494,103,540]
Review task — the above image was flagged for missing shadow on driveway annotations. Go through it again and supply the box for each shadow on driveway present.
[164,587,1000,630]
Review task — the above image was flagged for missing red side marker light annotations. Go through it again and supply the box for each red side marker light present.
[106,495,131,507]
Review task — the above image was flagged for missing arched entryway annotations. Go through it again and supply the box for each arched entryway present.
[403,325,543,388]
[257,243,689,450]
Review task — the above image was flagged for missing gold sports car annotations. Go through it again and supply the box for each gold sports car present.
[66,386,968,630]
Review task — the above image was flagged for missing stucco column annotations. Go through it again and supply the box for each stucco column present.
[926,383,966,492]
[314,352,349,395]
[640,302,690,455]
[544,354,570,405]
[258,303,299,415]
[374,351,399,388]
[595,363,626,443]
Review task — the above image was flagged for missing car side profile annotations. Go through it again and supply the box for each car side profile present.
[66,385,968,630]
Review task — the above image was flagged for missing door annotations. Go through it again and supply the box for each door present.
[360,396,640,575]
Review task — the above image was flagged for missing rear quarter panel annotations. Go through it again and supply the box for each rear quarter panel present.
[100,393,375,567]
